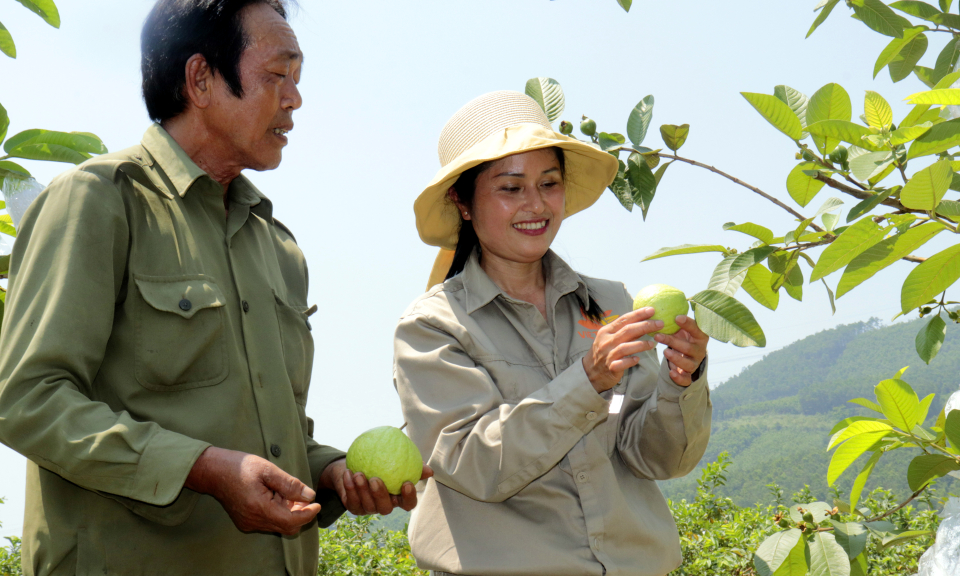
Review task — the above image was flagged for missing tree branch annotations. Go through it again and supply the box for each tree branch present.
[862,486,928,524]
[812,173,907,210]
[654,152,825,232]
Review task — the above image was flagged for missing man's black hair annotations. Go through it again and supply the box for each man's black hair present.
[141,0,289,123]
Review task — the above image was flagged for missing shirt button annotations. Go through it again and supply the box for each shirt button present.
[594,537,600,549]
[178,299,192,312]
[241,300,250,313]
[585,411,597,421]
[270,444,282,457]
[577,472,589,483]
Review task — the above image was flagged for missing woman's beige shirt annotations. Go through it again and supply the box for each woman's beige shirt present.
[394,250,712,576]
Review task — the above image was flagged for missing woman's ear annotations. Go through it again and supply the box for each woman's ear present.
[448,187,471,220]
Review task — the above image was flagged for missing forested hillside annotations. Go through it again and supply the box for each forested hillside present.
[659,316,960,506]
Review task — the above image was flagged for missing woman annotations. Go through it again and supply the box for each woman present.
[394,91,712,576]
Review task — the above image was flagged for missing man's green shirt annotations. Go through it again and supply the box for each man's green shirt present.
[0,125,345,575]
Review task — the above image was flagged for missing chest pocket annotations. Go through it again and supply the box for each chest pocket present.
[274,292,314,405]
[134,275,228,391]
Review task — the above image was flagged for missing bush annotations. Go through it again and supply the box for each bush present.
[318,515,426,576]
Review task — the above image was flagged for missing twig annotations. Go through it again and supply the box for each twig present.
[651,151,825,232]
[862,486,927,524]
[812,174,905,210]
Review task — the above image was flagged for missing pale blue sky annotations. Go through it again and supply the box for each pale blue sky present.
[0,0,951,536]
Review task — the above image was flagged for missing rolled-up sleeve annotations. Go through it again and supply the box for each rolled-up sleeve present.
[616,347,712,480]
[394,312,608,503]
[0,170,209,507]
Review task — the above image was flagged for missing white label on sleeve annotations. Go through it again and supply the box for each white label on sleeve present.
[609,393,624,414]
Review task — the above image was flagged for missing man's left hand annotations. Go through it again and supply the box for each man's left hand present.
[320,458,434,515]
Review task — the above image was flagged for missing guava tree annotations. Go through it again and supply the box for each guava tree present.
[0,0,108,323]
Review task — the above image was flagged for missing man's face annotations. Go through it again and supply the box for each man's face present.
[207,3,303,172]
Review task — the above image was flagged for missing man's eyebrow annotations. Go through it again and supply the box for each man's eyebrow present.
[276,49,303,62]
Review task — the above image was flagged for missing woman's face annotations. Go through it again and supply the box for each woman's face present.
[460,148,566,266]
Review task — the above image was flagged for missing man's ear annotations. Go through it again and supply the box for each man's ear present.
[183,54,214,109]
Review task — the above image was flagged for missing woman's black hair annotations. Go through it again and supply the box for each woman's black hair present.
[445,147,605,324]
[141,0,290,123]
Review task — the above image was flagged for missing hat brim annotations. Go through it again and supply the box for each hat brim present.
[415,124,620,250]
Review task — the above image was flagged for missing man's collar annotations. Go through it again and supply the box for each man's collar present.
[461,248,590,314]
[140,123,273,221]
[140,123,208,198]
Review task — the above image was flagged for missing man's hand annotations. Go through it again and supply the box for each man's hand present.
[320,458,434,516]
[185,446,320,536]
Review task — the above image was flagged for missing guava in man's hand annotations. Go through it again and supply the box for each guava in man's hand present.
[346,426,423,495]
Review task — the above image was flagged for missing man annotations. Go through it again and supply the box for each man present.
[0,1,429,574]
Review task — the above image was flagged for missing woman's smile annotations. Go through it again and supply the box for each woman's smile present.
[513,219,549,235]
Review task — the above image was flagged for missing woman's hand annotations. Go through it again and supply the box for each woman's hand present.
[582,307,661,394]
[654,315,708,387]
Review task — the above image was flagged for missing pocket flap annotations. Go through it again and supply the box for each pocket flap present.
[135,275,226,319]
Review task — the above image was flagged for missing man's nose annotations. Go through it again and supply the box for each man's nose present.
[283,82,302,111]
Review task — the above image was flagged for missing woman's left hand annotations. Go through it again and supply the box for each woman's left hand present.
[653,315,708,387]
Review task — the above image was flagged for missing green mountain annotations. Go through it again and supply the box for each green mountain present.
[659,315,960,506]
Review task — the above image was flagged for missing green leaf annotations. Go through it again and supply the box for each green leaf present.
[828,432,890,485]
[754,529,804,576]
[616,0,632,11]
[524,77,565,123]
[811,217,888,282]
[906,88,960,105]
[787,162,827,207]
[851,0,906,37]
[849,397,885,414]
[0,102,8,143]
[659,124,690,151]
[938,198,960,221]
[627,153,656,220]
[830,521,869,561]
[742,264,780,311]
[881,529,935,548]
[941,0,954,11]
[846,189,894,222]
[808,0,842,37]
[626,95,654,147]
[837,222,946,297]
[689,289,766,347]
[0,21,15,59]
[915,66,937,87]
[806,121,884,152]
[4,143,87,165]
[829,420,894,450]
[890,121,933,145]
[907,117,960,158]
[608,168,634,212]
[14,0,60,28]
[851,451,882,511]
[890,33,929,82]
[774,537,809,576]
[876,378,921,431]
[901,160,953,210]
[934,37,960,82]
[875,27,928,78]
[0,215,16,237]
[730,246,781,279]
[776,85,810,135]
[723,221,775,244]
[864,91,893,129]
[945,410,960,450]
[3,129,107,155]
[918,393,935,425]
[901,243,960,312]
[907,454,960,490]
[890,1,943,20]
[598,132,626,152]
[707,254,749,296]
[823,212,840,231]
[641,244,728,262]
[808,531,851,576]
[769,251,799,291]
[807,84,853,154]
[742,93,803,141]
[916,313,947,364]
[849,151,894,182]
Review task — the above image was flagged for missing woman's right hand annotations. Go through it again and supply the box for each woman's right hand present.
[582,307,662,394]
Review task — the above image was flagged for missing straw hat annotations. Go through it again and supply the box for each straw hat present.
[416,90,619,289]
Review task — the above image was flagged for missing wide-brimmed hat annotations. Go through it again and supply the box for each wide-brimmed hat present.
[416,90,619,289]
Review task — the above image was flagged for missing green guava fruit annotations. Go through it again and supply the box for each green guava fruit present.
[346,426,423,495]
[580,117,597,137]
[559,120,573,135]
[632,284,689,335]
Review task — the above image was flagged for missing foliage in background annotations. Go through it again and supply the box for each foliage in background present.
[0,0,107,318]
[317,515,425,576]
[0,498,21,576]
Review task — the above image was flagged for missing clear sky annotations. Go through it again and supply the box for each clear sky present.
[0,0,952,536]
